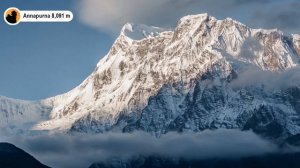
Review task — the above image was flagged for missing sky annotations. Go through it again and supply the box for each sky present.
[0,0,114,100]
[1,0,300,100]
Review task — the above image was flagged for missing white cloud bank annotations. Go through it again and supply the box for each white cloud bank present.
[76,0,300,34]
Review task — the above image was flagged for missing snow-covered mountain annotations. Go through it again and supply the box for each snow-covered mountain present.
[0,96,51,134]
[1,14,300,142]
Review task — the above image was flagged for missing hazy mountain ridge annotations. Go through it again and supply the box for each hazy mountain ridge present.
[0,142,49,168]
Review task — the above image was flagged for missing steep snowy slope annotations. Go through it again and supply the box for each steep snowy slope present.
[29,13,300,141]
[0,96,51,134]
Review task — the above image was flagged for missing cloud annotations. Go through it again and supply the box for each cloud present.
[250,1,300,34]
[238,37,263,59]
[3,130,278,168]
[76,0,300,34]
[230,66,300,90]
[76,0,246,32]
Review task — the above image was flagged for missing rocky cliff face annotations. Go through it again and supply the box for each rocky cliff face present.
[1,14,300,142]
[293,34,300,57]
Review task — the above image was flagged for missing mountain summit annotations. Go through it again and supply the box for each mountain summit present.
[1,14,300,142]
[120,22,169,40]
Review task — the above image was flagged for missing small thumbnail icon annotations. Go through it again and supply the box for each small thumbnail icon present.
[4,7,21,25]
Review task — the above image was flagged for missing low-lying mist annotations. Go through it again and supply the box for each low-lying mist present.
[230,66,300,90]
[1,129,280,168]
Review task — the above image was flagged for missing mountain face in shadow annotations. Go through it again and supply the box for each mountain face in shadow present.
[89,153,300,168]
[0,142,49,168]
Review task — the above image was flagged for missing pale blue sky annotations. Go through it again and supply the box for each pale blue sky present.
[1,0,299,100]
[0,0,114,100]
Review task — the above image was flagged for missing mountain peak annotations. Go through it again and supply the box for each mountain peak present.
[120,22,169,40]
[179,13,210,22]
